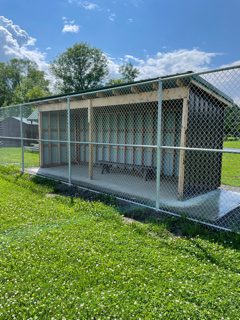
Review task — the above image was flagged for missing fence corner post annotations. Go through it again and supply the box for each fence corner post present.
[156,79,163,210]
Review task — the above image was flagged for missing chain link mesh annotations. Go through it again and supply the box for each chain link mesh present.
[0,67,240,232]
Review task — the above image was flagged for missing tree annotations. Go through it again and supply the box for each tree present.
[224,104,240,139]
[12,67,50,104]
[51,43,108,93]
[106,78,125,86]
[106,62,140,86]
[0,59,50,107]
[119,62,139,83]
[0,63,9,107]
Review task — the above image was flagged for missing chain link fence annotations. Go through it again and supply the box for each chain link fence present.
[0,66,240,232]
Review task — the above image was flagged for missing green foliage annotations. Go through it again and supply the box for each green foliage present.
[106,78,125,86]
[0,166,239,318]
[225,104,240,139]
[0,59,50,107]
[119,62,140,82]
[12,67,50,104]
[51,43,108,93]
[107,62,140,86]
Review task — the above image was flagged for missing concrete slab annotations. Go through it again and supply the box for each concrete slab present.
[27,164,175,205]
[26,164,240,222]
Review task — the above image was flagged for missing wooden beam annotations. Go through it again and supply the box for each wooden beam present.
[130,86,141,94]
[178,97,189,200]
[37,87,189,112]
[57,112,60,164]
[96,92,106,98]
[152,82,159,90]
[112,89,120,96]
[176,78,185,88]
[88,100,94,180]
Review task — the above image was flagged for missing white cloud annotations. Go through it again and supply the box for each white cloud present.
[0,16,49,74]
[108,13,116,22]
[204,60,240,105]
[62,17,80,33]
[105,55,121,80]
[68,0,99,10]
[128,18,134,23]
[62,24,80,33]
[107,49,219,80]
[135,49,219,78]
[124,54,144,64]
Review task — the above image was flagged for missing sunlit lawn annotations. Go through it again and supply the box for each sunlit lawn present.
[0,165,239,319]
[0,147,39,167]
[222,141,240,187]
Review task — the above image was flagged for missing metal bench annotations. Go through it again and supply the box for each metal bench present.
[98,161,156,181]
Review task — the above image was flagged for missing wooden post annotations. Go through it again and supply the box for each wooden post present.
[57,112,61,164]
[88,100,93,179]
[39,111,43,167]
[48,112,51,165]
[178,97,189,199]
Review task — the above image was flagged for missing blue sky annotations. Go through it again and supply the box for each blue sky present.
[0,0,240,81]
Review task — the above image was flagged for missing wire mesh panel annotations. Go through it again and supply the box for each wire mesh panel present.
[161,67,240,232]
[0,66,240,232]
[0,105,23,167]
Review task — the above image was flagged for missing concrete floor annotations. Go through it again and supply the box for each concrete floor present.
[27,164,240,222]
[27,164,177,204]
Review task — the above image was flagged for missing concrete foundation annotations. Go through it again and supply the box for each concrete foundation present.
[27,164,240,222]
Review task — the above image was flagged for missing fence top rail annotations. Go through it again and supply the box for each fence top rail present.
[161,64,240,81]
[0,64,239,110]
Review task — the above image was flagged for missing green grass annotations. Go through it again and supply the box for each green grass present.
[222,141,240,187]
[224,140,240,149]
[0,165,239,319]
[0,147,39,168]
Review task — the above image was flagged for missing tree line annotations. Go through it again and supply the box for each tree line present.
[0,43,139,107]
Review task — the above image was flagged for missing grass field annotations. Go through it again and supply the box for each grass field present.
[0,147,39,168]
[224,140,240,149]
[222,141,240,187]
[0,165,239,319]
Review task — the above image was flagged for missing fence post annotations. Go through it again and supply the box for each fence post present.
[156,79,163,210]
[20,105,24,173]
[67,96,71,185]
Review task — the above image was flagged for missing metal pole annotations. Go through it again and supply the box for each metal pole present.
[20,105,24,173]
[156,79,163,210]
[67,96,71,185]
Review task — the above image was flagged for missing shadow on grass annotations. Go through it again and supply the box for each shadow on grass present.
[121,206,240,251]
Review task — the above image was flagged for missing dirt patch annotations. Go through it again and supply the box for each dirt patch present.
[122,216,136,224]
[46,193,57,198]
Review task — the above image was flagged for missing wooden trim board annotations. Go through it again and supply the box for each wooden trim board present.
[178,97,189,199]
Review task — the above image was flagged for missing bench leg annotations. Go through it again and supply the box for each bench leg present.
[101,164,111,174]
